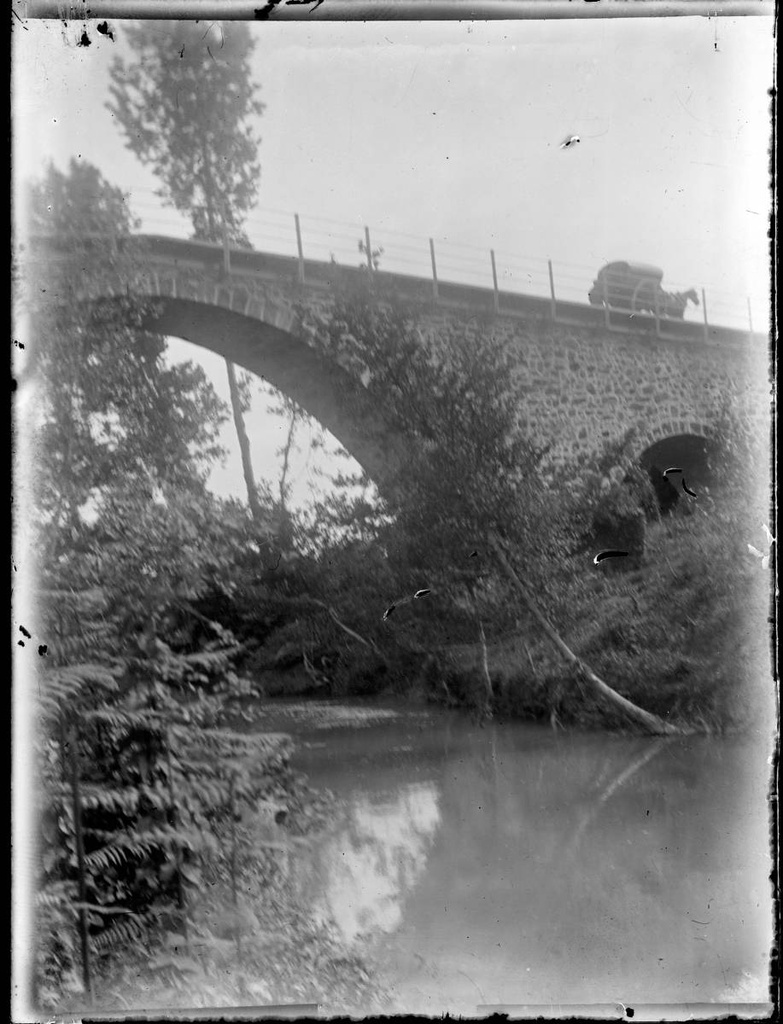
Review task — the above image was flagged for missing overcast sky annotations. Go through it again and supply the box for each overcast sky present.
[14,14,774,506]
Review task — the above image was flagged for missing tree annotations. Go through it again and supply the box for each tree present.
[24,159,228,545]
[299,282,681,733]
[107,23,263,244]
[108,22,269,529]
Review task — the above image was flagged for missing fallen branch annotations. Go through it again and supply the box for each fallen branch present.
[488,533,682,736]
[324,605,383,658]
[523,641,539,679]
[273,595,386,660]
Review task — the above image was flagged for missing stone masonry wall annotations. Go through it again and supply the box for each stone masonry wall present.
[122,254,771,473]
[418,310,769,465]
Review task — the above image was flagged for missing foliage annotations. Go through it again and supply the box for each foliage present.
[85,860,388,1015]
[300,282,553,565]
[24,157,320,1011]
[24,159,228,533]
[480,396,774,732]
[33,475,298,1010]
[566,493,773,730]
[108,22,264,244]
[247,279,773,732]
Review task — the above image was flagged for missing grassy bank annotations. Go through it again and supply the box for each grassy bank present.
[416,497,774,734]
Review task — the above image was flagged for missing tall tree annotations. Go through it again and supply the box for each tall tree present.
[108,22,268,526]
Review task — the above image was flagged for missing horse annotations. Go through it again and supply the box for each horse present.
[657,287,700,320]
[637,287,699,320]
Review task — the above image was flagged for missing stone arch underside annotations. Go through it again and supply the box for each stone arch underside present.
[119,295,409,490]
[635,421,715,461]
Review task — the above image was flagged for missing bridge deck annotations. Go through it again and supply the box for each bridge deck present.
[32,233,768,348]
[137,235,767,349]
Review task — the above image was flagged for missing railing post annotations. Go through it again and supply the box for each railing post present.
[490,249,499,314]
[548,259,557,321]
[364,226,373,272]
[747,297,753,336]
[429,238,439,300]
[294,213,305,284]
[654,289,662,337]
[602,272,610,329]
[701,288,709,342]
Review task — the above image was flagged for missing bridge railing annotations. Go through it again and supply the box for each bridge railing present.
[87,190,771,337]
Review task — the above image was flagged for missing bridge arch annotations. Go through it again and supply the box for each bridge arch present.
[93,292,406,491]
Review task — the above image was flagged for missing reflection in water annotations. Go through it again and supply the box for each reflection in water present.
[565,737,672,859]
[312,783,440,942]
[266,701,773,1015]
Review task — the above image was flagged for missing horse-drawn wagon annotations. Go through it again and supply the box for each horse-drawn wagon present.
[588,261,699,320]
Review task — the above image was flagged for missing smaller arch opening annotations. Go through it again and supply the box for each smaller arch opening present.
[638,433,720,513]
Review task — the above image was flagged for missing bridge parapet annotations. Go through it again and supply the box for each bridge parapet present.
[135,234,767,350]
[32,232,768,350]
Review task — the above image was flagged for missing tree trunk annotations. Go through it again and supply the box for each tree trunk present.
[276,407,297,550]
[225,359,265,527]
[488,533,682,736]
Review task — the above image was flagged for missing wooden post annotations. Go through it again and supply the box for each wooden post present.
[364,226,373,271]
[602,272,610,329]
[429,238,439,300]
[548,259,557,321]
[747,297,753,335]
[654,288,662,338]
[294,214,305,284]
[490,250,500,314]
[68,724,93,1003]
[701,288,709,342]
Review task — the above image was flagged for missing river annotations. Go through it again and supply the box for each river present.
[254,698,773,1017]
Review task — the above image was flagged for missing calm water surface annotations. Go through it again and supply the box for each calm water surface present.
[255,699,773,1016]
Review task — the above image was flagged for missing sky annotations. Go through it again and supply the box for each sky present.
[13,13,775,507]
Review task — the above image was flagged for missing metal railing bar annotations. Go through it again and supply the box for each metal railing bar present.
[294,226,367,243]
[492,256,550,273]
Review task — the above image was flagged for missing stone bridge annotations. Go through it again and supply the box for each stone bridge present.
[78,234,770,491]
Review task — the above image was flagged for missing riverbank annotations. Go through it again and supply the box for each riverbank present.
[426,509,772,733]
[243,503,774,736]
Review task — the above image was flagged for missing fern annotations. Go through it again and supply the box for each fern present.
[91,914,151,955]
[34,474,305,1009]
